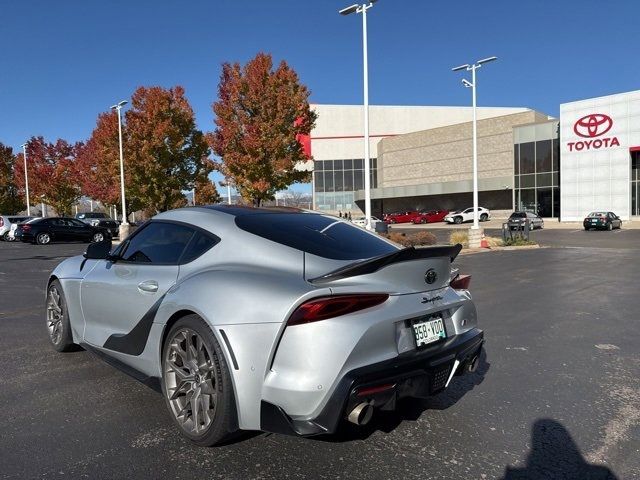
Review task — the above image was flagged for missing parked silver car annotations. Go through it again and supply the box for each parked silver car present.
[507,211,544,230]
[0,215,35,241]
[47,206,484,446]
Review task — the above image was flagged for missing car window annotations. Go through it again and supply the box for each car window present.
[463,208,472,213]
[588,212,606,217]
[235,213,398,261]
[510,212,526,218]
[120,222,195,264]
[180,232,219,264]
[69,219,87,227]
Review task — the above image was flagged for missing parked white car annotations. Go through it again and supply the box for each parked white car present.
[0,215,36,241]
[351,216,381,228]
[444,207,491,224]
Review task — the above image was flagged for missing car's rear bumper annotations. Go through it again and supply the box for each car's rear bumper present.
[260,327,484,436]
[16,233,34,242]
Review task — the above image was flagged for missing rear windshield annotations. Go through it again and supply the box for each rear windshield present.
[235,213,398,260]
[588,212,606,217]
[510,212,526,218]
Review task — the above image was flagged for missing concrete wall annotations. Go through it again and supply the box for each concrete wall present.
[298,104,532,171]
[560,90,640,221]
[376,110,549,190]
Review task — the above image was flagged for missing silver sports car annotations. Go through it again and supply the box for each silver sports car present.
[46,205,484,446]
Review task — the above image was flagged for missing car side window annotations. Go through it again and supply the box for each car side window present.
[120,222,195,264]
[69,219,86,227]
[179,232,220,264]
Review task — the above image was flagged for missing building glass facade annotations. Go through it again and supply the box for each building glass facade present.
[314,159,378,212]
[514,122,560,217]
[632,151,640,216]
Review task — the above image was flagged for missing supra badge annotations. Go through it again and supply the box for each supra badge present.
[424,268,438,284]
[421,295,443,304]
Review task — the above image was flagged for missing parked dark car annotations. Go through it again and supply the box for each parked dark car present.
[412,209,449,224]
[75,212,119,237]
[507,211,544,230]
[583,212,622,231]
[15,217,111,245]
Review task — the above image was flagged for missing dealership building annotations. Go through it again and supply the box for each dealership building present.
[306,90,640,221]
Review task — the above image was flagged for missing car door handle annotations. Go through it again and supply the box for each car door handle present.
[138,280,159,293]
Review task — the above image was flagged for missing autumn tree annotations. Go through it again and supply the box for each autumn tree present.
[14,137,81,216]
[210,52,316,206]
[0,143,25,214]
[125,86,210,214]
[194,174,221,205]
[75,111,143,218]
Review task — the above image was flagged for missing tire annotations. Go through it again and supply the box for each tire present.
[2,231,11,242]
[162,315,238,446]
[607,223,613,231]
[480,213,488,222]
[91,232,105,243]
[36,232,51,245]
[584,227,589,231]
[454,216,463,224]
[46,280,78,352]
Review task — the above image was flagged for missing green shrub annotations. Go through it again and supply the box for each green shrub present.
[382,231,438,247]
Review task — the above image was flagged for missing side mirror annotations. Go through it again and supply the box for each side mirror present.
[84,240,113,260]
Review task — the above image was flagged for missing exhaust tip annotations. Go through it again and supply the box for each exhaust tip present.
[467,355,479,373]
[347,402,373,426]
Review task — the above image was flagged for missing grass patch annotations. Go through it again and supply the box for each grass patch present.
[502,237,538,247]
[449,230,468,247]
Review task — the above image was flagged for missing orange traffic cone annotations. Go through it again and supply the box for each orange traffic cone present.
[480,233,489,249]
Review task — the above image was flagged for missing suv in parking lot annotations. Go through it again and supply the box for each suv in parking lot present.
[444,207,491,224]
[507,211,544,230]
[75,212,119,237]
[0,215,36,241]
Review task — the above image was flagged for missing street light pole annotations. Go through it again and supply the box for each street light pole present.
[111,100,130,238]
[452,56,497,241]
[21,143,31,215]
[340,1,377,230]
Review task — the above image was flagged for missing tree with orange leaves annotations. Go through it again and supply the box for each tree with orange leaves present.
[126,86,211,214]
[14,137,81,216]
[0,143,25,214]
[210,53,316,206]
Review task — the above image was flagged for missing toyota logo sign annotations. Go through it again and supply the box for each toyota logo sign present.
[567,113,620,152]
[573,113,613,138]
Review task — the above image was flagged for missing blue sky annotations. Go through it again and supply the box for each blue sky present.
[1,0,639,193]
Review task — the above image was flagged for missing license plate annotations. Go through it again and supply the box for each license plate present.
[591,219,597,223]
[413,317,446,347]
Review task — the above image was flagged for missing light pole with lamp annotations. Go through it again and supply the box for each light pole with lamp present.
[339,0,377,230]
[452,56,497,246]
[111,100,130,239]
[21,143,31,215]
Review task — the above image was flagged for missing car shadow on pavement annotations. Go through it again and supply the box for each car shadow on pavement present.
[501,419,618,480]
[317,349,490,443]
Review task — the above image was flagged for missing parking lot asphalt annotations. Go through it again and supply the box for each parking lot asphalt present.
[0,240,638,479]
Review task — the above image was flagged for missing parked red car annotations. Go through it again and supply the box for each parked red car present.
[383,211,420,224]
[412,209,450,224]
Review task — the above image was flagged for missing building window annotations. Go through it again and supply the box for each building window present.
[314,159,377,211]
[514,123,560,218]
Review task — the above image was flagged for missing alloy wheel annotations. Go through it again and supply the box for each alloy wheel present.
[164,328,219,436]
[46,286,64,345]
[92,232,104,242]
[37,233,50,245]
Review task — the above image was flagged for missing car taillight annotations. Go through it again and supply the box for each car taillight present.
[287,294,389,326]
[0,218,3,227]
[21,225,31,232]
[450,274,471,290]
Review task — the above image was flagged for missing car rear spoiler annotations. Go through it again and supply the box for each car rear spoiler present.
[309,243,463,285]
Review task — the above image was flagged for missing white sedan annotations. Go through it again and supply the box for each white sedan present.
[444,207,491,224]
[351,216,381,228]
